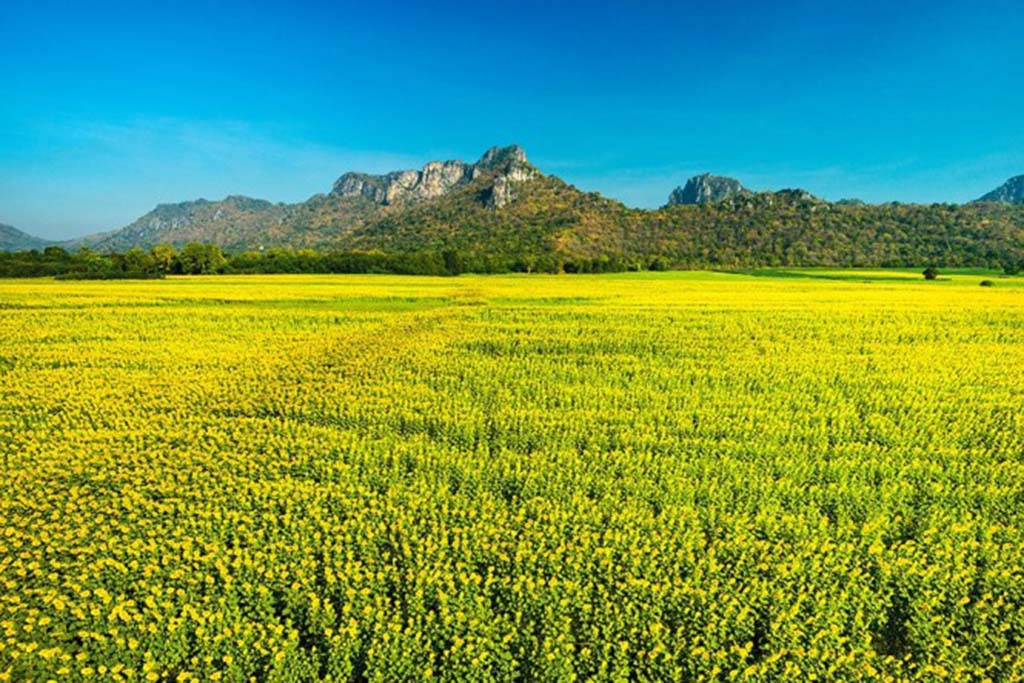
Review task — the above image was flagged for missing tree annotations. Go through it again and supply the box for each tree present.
[150,245,176,273]
[122,247,154,273]
[43,246,70,261]
[176,243,227,275]
[922,266,939,280]
[72,247,110,274]
[442,250,462,275]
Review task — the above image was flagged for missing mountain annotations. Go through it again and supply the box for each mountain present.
[341,173,634,260]
[80,196,286,252]
[83,146,540,252]
[16,147,1024,271]
[666,173,752,205]
[332,145,536,208]
[327,171,1024,271]
[646,192,1024,269]
[976,175,1024,204]
[0,223,52,251]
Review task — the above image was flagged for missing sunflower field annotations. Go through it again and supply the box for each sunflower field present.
[1,271,1022,681]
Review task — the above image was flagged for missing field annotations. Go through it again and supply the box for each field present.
[1,271,1023,681]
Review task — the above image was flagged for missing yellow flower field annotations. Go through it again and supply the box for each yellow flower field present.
[1,271,1022,681]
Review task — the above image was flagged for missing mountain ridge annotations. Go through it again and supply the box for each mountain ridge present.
[0,223,52,251]
[3,152,1024,272]
[331,145,535,208]
[976,175,1024,204]
[76,145,539,252]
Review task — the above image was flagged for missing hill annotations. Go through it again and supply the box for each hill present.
[82,146,540,252]
[16,147,1024,271]
[642,194,1024,269]
[976,175,1024,204]
[338,178,1024,270]
[0,223,51,251]
[79,196,285,252]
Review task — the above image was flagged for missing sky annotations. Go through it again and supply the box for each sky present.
[1,0,1023,240]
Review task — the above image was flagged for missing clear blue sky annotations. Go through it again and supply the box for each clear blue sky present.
[2,0,1022,239]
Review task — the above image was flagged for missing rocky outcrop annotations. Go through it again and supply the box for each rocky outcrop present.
[666,175,824,209]
[771,189,818,203]
[976,175,1024,203]
[476,144,529,171]
[667,173,751,206]
[332,145,537,207]
[333,164,473,204]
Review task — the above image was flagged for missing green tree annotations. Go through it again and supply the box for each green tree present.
[176,243,227,275]
[72,247,110,274]
[122,247,154,273]
[150,244,176,273]
[43,246,70,261]
[648,256,670,271]
[1000,257,1022,276]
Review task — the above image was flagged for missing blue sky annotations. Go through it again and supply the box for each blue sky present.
[1,0,1022,239]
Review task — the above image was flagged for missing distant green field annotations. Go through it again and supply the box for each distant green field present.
[1,272,1023,681]
[734,267,1023,285]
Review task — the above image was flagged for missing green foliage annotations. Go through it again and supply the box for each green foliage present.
[4,183,1024,277]
[150,244,176,273]
[0,247,166,279]
[325,180,1024,272]
[14,159,1024,272]
[175,243,228,275]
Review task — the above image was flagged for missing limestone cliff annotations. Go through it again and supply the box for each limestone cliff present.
[667,173,751,205]
[331,145,537,207]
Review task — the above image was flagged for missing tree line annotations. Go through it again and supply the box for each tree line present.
[0,244,667,279]
[0,242,1021,279]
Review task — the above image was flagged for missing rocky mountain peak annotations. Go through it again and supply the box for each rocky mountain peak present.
[667,173,751,206]
[478,145,528,169]
[331,145,537,208]
[976,175,1024,204]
